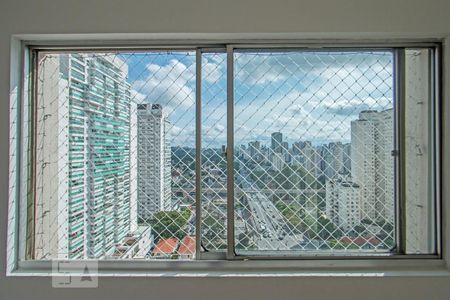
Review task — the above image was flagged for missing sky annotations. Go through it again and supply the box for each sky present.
[118,50,394,148]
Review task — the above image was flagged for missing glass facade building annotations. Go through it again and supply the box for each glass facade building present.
[34,54,133,259]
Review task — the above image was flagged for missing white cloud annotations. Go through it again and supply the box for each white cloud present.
[130,56,224,112]
[130,89,146,104]
[322,96,392,116]
[170,124,195,146]
[127,55,224,147]
[126,51,394,147]
[203,123,226,146]
[234,51,393,89]
[233,88,392,146]
[235,53,289,85]
[131,59,196,112]
[202,56,224,83]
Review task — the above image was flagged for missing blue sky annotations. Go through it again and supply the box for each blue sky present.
[119,50,393,148]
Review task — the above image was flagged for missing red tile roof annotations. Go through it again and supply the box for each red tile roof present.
[340,236,380,246]
[152,237,178,255]
[178,236,196,256]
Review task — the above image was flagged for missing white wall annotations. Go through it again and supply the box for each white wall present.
[1,0,450,299]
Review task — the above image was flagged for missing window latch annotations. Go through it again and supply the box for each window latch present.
[391,150,399,157]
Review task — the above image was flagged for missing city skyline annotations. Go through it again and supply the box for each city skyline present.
[125,51,393,147]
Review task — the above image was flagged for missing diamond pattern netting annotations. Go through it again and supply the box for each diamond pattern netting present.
[34,52,199,259]
[233,51,395,253]
[29,49,432,259]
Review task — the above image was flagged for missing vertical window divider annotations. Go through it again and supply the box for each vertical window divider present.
[25,49,40,261]
[16,45,32,265]
[226,45,236,259]
[394,48,406,254]
[195,48,202,259]
[431,45,442,257]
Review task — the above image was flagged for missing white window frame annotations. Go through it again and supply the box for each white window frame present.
[6,38,445,276]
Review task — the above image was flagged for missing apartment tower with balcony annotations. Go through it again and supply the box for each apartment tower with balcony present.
[34,53,134,259]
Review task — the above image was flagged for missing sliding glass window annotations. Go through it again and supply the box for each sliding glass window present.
[12,44,439,263]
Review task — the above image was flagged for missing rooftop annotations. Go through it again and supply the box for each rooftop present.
[152,237,179,255]
[340,236,381,246]
[178,236,196,256]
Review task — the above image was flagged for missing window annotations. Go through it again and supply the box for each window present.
[9,43,440,268]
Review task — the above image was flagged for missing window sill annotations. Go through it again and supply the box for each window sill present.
[8,258,450,278]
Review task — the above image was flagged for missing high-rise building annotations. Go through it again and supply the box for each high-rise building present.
[137,104,171,222]
[298,141,321,178]
[271,153,285,171]
[282,141,291,163]
[129,102,139,233]
[248,141,261,157]
[34,54,133,259]
[290,154,305,167]
[292,141,302,155]
[351,109,394,224]
[282,141,289,153]
[322,142,346,179]
[325,176,362,231]
[343,143,351,174]
[271,132,283,153]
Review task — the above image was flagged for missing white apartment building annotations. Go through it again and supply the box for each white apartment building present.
[325,177,362,231]
[300,141,322,178]
[137,103,171,221]
[322,142,347,179]
[351,109,394,224]
[34,54,134,259]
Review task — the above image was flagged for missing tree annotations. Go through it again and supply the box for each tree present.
[382,222,394,233]
[361,218,374,225]
[275,201,310,234]
[273,165,309,189]
[316,215,342,240]
[249,169,267,189]
[150,209,191,240]
[203,215,226,239]
[354,225,366,234]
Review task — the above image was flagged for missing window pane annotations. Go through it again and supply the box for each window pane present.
[33,51,197,260]
[233,50,396,254]
[201,52,228,251]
